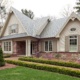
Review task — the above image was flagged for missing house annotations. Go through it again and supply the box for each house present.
[0,7,80,56]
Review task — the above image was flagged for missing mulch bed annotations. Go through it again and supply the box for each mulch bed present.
[0,63,17,70]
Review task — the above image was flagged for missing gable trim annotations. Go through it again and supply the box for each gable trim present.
[56,12,80,38]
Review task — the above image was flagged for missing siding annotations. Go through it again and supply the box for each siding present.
[58,19,80,52]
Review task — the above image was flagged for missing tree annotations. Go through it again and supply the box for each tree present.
[74,0,80,13]
[61,5,73,17]
[0,6,6,24]
[21,9,34,19]
[0,0,13,24]
[0,48,5,67]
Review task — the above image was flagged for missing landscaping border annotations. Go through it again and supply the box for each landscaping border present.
[19,57,80,69]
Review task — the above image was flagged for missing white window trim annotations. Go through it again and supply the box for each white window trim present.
[69,35,78,52]
[2,40,13,54]
[44,40,53,52]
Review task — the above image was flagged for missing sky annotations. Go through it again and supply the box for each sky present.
[10,0,76,18]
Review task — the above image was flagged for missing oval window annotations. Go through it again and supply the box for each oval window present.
[70,28,76,31]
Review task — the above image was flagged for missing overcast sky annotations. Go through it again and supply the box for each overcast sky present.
[12,0,76,18]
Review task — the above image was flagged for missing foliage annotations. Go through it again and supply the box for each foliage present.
[74,0,80,13]
[6,59,80,77]
[21,9,34,19]
[0,48,5,66]
[55,53,61,59]
[19,57,80,69]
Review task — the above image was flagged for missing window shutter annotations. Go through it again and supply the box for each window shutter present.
[78,35,80,52]
[65,36,69,52]
[16,24,18,33]
[9,26,11,34]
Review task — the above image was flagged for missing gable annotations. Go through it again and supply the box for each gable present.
[60,19,80,36]
[58,19,80,52]
[2,13,26,36]
[56,12,80,37]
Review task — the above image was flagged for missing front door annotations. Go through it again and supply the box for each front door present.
[31,42,38,54]
[69,35,77,52]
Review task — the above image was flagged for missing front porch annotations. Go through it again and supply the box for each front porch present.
[13,38,39,56]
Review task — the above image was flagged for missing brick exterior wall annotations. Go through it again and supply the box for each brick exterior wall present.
[13,41,26,55]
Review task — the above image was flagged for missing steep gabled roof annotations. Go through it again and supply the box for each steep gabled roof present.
[11,7,33,35]
[56,12,80,37]
[40,17,68,38]
[1,7,33,36]
[40,12,80,38]
[1,7,49,37]
[32,17,49,36]
[1,7,80,39]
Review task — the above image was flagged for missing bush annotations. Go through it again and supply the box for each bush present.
[19,57,80,69]
[0,48,5,67]
[6,60,80,77]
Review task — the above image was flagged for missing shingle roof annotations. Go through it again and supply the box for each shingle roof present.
[11,7,33,35]
[11,7,49,37]
[1,7,69,40]
[32,17,49,36]
[0,33,27,40]
[40,18,68,38]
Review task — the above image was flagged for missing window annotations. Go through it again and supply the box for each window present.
[10,24,18,34]
[70,28,76,31]
[69,35,77,52]
[45,41,52,51]
[4,41,11,51]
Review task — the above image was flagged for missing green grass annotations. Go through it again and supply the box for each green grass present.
[0,66,80,80]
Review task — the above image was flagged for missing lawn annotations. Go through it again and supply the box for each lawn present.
[0,66,80,80]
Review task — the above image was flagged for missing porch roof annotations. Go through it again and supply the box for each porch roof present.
[0,33,28,40]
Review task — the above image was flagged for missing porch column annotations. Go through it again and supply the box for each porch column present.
[26,39,31,56]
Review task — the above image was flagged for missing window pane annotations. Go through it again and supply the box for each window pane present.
[9,42,11,51]
[45,41,48,51]
[70,39,77,45]
[4,42,11,51]
[49,41,52,51]
[10,24,17,33]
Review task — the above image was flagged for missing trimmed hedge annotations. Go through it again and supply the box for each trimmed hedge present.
[6,60,80,77]
[19,57,80,69]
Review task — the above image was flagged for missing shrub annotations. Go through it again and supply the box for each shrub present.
[55,53,61,59]
[0,48,5,67]
[19,57,80,69]
[6,60,80,77]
